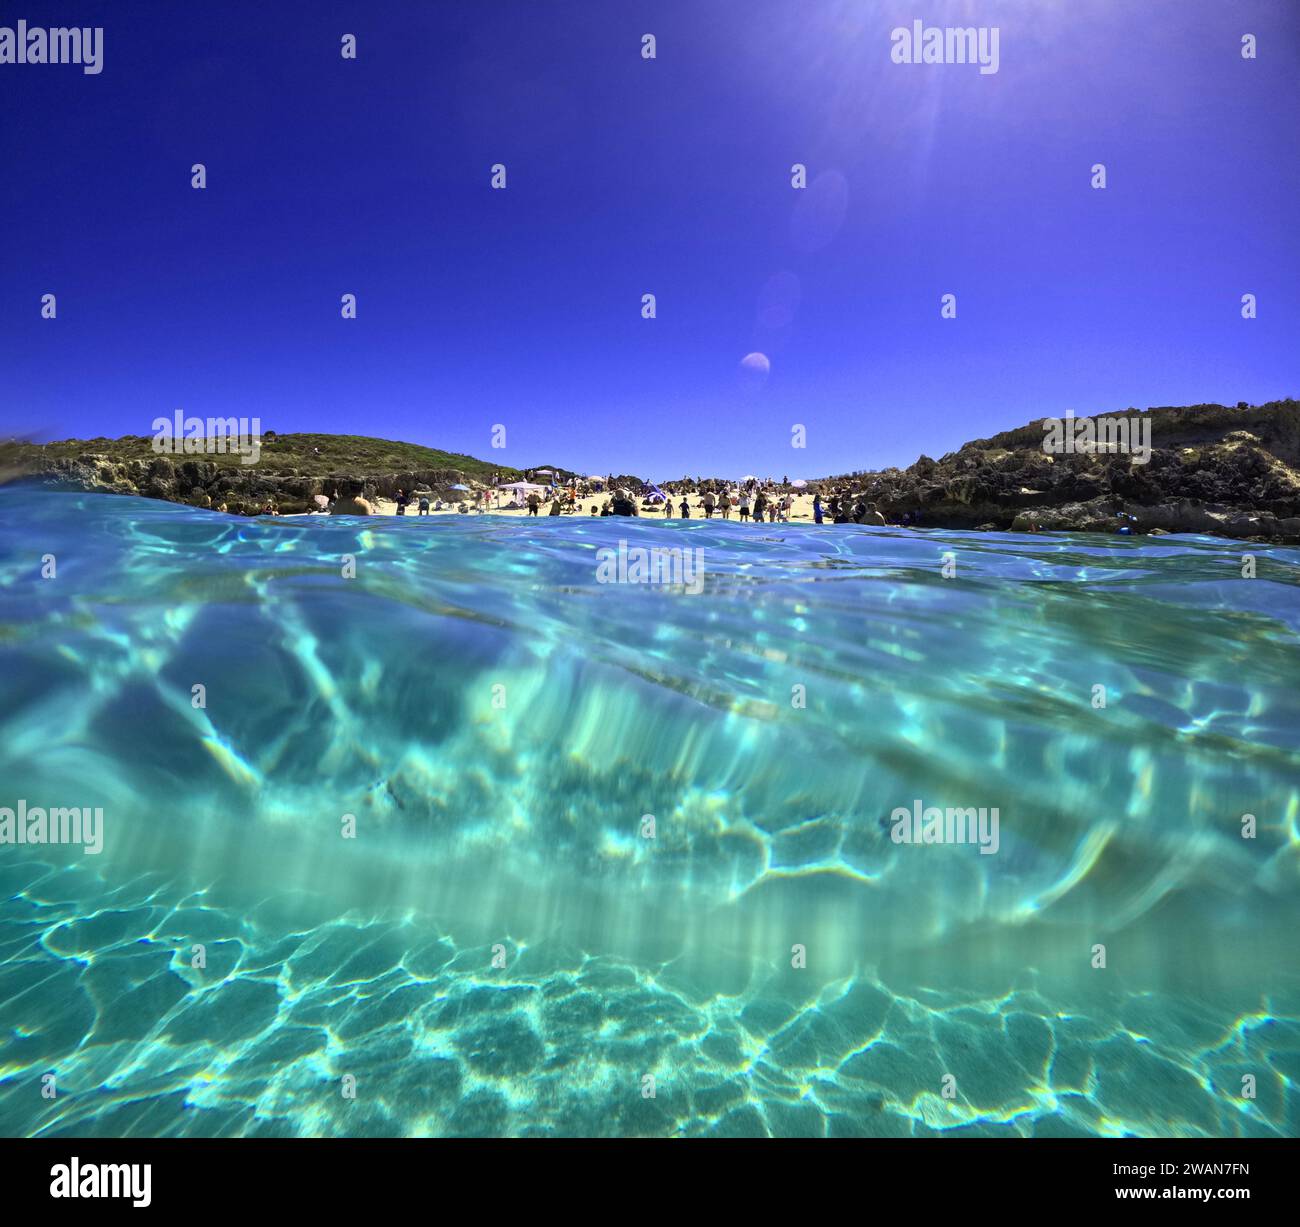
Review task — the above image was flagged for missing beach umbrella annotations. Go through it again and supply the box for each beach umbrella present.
[450,483,470,491]
[742,474,756,482]
[536,469,553,476]
[791,479,808,489]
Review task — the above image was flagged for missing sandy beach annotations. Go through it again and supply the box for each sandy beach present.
[368,491,826,523]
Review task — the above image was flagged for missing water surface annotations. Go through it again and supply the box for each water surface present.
[1,488,1297,1137]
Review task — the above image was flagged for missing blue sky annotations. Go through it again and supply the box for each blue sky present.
[2,0,1297,479]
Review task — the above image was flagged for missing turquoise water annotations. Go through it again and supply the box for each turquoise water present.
[1,486,1298,1138]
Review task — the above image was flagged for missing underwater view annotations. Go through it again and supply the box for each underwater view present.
[1,485,1297,1139]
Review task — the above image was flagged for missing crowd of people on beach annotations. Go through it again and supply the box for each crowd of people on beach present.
[243,471,907,527]
[572,476,895,526]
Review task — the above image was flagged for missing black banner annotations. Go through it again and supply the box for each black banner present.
[6,1137,1289,1213]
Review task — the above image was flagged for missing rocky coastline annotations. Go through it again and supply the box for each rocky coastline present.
[8,399,1299,541]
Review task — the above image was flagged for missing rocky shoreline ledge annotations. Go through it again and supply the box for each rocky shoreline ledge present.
[2,432,507,518]
[824,400,1300,542]
[22,454,479,517]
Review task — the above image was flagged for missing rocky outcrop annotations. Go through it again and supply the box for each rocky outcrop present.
[25,454,478,516]
[831,400,1300,542]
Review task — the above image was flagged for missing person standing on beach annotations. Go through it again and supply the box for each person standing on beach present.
[752,491,767,522]
[813,493,824,524]
[679,496,690,518]
[702,490,715,518]
[739,492,750,521]
[395,489,409,515]
[527,492,540,516]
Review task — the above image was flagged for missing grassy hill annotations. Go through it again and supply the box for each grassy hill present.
[11,432,518,481]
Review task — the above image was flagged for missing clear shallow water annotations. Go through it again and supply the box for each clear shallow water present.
[1,486,1298,1138]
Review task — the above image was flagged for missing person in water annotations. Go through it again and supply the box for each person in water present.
[612,489,637,516]
[330,482,375,515]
